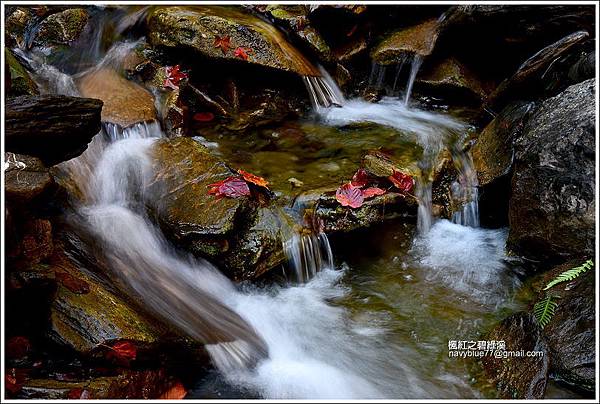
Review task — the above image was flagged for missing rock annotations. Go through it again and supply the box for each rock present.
[5,153,53,204]
[5,95,102,166]
[486,31,590,112]
[416,57,488,103]
[148,137,284,280]
[147,6,321,77]
[77,68,156,128]
[482,312,550,399]
[5,49,39,97]
[34,8,89,46]
[472,102,536,187]
[508,79,595,262]
[16,369,182,399]
[371,18,440,64]
[5,7,35,48]
[537,261,595,393]
[362,149,420,178]
[19,219,54,266]
[48,245,164,355]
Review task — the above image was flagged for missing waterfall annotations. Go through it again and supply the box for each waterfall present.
[303,66,345,110]
[367,53,423,105]
[404,55,423,105]
[283,231,334,283]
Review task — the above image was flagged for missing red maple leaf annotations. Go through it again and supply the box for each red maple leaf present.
[362,187,386,199]
[238,169,269,189]
[208,176,250,198]
[213,35,231,54]
[388,171,414,193]
[193,112,215,122]
[350,168,370,187]
[163,65,188,90]
[233,47,253,61]
[336,183,364,208]
[107,341,137,362]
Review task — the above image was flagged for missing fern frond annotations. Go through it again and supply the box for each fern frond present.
[533,295,558,328]
[543,259,593,290]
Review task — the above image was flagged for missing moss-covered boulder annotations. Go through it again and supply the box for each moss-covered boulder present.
[5,49,39,97]
[34,8,89,46]
[147,6,321,76]
[371,18,440,64]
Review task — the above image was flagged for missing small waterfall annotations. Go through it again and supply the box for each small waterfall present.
[449,152,480,227]
[303,67,345,109]
[367,53,422,105]
[283,231,334,283]
[368,61,387,90]
[404,55,423,105]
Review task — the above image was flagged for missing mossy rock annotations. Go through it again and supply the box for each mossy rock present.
[34,8,89,46]
[5,49,39,97]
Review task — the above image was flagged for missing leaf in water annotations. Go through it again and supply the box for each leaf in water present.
[336,183,364,208]
[107,341,137,362]
[233,47,253,61]
[163,65,188,90]
[193,112,215,122]
[55,271,90,294]
[6,336,31,359]
[159,381,187,399]
[388,170,414,193]
[238,169,269,189]
[208,176,250,198]
[213,35,231,54]
[362,187,386,199]
[350,168,369,187]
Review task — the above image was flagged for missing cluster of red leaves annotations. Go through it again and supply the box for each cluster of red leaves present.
[163,65,188,90]
[106,341,137,366]
[335,168,414,209]
[159,381,188,400]
[208,169,269,199]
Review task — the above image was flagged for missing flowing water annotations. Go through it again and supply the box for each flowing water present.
[11,5,577,399]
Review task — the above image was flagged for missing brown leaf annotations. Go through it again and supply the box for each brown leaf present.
[213,35,231,54]
[336,183,364,208]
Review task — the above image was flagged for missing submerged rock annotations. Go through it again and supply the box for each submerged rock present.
[487,30,590,112]
[371,18,440,64]
[5,95,102,166]
[34,8,89,46]
[77,68,156,128]
[147,6,321,77]
[5,49,39,97]
[416,57,487,103]
[508,79,595,262]
[482,312,550,399]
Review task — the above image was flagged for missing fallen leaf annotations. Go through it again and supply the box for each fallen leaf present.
[55,271,90,294]
[234,47,253,61]
[336,183,364,208]
[193,112,215,122]
[362,187,386,199]
[213,35,231,54]
[350,168,369,187]
[163,65,188,90]
[6,336,31,359]
[159,381,187,399]
[208,176,250,198]
[107,341,137,362]
[388,171,414,193]
[238,169,269,189]
[67,388,90,399]
[5,374,20,394]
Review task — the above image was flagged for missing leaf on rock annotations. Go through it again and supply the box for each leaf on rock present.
[336,183,364,209]
[234,47,253,61]
[238,169,269,189]
[208,176,250,198]
[193,112,215,122]
[213,35,231,54]
[55,271,90,294]
[388,171,414,193]
[362,187,386,199]
[67,388,90,399]
[159,381,188,399]
[163,65,188,90]
[350,168,369,187]
[107,341,137,362]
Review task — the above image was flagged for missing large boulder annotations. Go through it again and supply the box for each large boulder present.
[33,8,89,46]
[147,6,321,77]
[147,137,285,280]
[482,312,550,399]
[486,30,590,112]
[77,68,156,128]
[371,18,440,64]
[5,95,102,166]
[508,79,595,262]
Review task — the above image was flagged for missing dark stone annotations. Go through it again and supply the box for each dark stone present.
[482,312,550,399]
[5,95,102,166]
[508,79,595,262]
[5,153,54,204]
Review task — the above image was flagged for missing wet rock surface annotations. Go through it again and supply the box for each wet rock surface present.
[416,57,488,103]
[5,95,102,166]
[5,49,39,97]
[371,18,440,64]
[5,153,54,204]
[33,8,89,46]
[508,79,595,262]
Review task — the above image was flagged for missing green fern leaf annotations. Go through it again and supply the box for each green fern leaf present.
[543,259,593,290]
[533,295,558,328]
